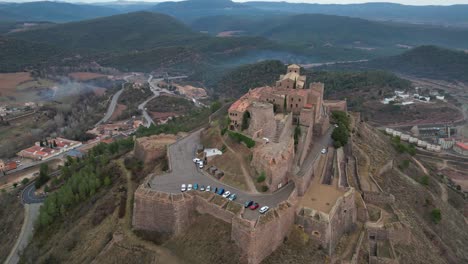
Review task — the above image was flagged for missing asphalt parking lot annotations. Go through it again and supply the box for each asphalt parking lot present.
[149,130,295,218]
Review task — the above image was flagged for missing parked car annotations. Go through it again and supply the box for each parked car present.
[200,185,205,191]
[194,183,199,190]
[217,188,225,195]
[222,191,231,198]
[181,184,187,192]
[259,206,269,214]
[206,185,211,192]
[198,161,204,169]
[187,184,193,191]
[193,158,201,163]
[249,203,259,210]
[228,194,237,201]
[244,200,253,208]
[214,187,218,193]
[321,148,327,154]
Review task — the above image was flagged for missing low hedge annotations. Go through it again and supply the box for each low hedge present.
[227,131,256,148]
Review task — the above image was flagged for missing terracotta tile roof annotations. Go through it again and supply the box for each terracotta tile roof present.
[229,86,272,112]
[455,142,468,150]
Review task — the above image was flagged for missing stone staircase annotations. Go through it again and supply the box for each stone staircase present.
[273,119,284,143]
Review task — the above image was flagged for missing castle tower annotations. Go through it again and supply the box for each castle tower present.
[288,64,301,74]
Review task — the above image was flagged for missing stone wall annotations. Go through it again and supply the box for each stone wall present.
[232,189,298,264]
[133,187,195,235]
[247,102,276,139]
[134,134,176,164]
[362,191,395,205]
[324,100,347,112]
[133,185,298,264]
[251,137,295,191]
[294,154,324,196]
[298,115,315,166]
[296,188,356,253]
[194,193,237,224]
[328,188,357,252]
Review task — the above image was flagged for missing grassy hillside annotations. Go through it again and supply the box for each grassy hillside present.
[191,14,468,53]
[5,11,280,73]
[211,60,286,97]
[0,1,120,22]
[0,36,63,72]
[368,46,468,82]
[99,46,207,73]
[10,12,202,53]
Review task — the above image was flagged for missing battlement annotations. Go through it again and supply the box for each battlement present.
[133,185,299,264]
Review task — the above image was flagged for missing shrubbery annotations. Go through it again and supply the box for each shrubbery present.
[136,107,211,137]
[431,208,441,224]
[331,111,350,148]
[227,131,255,148]
[392,136,416,155]
[35,164,50,189]
[37,138,134,228]
[419,175,429,186]
[257,172,266,183]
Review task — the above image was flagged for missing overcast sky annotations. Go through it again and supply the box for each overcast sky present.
[3,0,468,5]
[238,0,468,4]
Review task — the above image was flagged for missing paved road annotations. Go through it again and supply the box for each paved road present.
[22,183,46,204]
[95,75,133,126]
[5,157,62,176]
[296,128,333,177]
[139,75,188,128]
[5,203,41,264]
[150,129,332,219]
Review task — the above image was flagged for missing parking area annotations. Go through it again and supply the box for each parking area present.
[149,129,295,219]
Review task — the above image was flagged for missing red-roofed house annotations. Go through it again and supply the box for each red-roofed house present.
[454,142,468,156]
[18,145,57,160]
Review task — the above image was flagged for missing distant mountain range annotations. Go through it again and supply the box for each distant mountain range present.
[191,14,468,55]
[0,1,120,22]
[245,2,468,28]
[322,46,468,83]
[2,1,468,27]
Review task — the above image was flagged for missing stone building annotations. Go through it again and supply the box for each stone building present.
[133,64,353,264]
[227,64,346,191]
[228,64,337,132]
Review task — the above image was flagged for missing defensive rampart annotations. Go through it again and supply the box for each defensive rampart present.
[296,188,356,252]
[133,185,298,264]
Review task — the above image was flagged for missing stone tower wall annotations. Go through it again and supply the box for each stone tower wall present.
[247,102,276,139]
[133,187,195,235]
[232,189,298,264]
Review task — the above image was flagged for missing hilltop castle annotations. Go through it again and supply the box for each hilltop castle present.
[133,64,355,264]
[228,64,347,192]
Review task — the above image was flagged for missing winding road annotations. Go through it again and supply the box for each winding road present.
[138,75,188,128]
[95,74,133,126]
[5,170,61,264]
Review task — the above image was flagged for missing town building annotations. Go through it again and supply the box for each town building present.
[454,142,468,156]
[439,138,456,149]
[0,159,16,173]
[17,138,82,160]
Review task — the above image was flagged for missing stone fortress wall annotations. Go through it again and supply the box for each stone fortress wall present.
[133,184,299,264]
[296,188,356,252]
[133,64,355,263]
